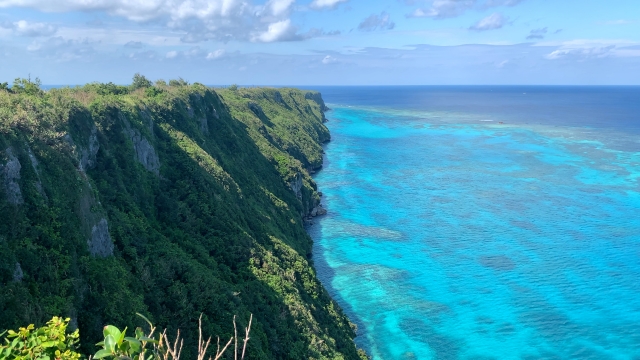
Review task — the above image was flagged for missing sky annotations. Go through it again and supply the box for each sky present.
[0,0,639,85]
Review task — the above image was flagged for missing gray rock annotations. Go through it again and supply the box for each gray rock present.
[128,130,160,174]
[212,107,219,119]
[2,147,24,205]
[289,172,303,199]
[304,91,330,112]
[79,127,100,171]
[273,91,287,107]
[89,218,114,258]
[310,204,327,217]
[122,114,160,175]
[248,102,266,120]
[13,262,24,282]
[27,147,46,198]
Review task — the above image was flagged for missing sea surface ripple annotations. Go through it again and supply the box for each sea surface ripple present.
[306,87,640,360]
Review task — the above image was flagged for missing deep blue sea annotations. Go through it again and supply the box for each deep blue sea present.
[305,86,640,360]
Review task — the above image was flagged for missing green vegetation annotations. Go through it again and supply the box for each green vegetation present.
[0,313,252,360]
[0,77,367,359]
[0,317,80,359]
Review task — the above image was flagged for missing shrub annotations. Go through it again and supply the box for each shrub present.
[0,317,81,360]
[94,313,252,360]
[131,73,152,90]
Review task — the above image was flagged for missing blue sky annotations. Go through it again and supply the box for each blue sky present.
[0,0,639,85]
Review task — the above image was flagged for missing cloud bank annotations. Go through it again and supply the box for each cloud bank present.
[469,13,507,31]
[408,0,524,19]
[0,0,319,43]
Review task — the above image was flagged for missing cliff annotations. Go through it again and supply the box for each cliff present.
[0,81,363,359]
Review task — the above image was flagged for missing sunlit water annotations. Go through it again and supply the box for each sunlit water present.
[306,87,640,359]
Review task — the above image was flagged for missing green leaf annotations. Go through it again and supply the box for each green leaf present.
[40,340,57,348]
[94,349,113,359]
[135,313,153,329]
[124,337,141,353]
[104,334,116,353]
[103,326,122,345]
[119,327,127,345]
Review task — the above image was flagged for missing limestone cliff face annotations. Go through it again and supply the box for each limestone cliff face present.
[89,218,113,258]
[122,114,160,175]
[221,88,331,220]
[0,84,363,360]
[1,147,23,205]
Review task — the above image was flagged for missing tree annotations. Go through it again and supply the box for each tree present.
[12,76,42,95]
[131,73,153,90]
[169,78,189,87]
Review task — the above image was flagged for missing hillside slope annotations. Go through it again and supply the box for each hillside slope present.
[0,81,363,359]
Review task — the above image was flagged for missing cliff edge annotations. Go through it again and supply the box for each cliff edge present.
[0,81,364,359]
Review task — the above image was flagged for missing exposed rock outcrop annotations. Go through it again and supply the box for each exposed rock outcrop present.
[304,92,330,112]
[122,113,160,175]
[27,147,46,198]
[79,127,100,172]
[310,204,327,217]
[289,172,303,200]
[2,147,24,205]
[248,102,267,121]
[89,218,113,258]
[273,91,290,109]
[12,262,24,282]
[78,180,114,258]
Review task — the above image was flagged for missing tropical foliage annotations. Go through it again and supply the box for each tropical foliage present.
[0,77,366,359]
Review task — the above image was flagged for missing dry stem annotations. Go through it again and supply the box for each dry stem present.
[241,314,253,360]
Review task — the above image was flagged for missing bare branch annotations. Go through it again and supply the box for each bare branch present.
[197,314,212,360]
[241,314,253,360]
[234,315,238,360]
[214,336,233,360]
[163,328,183,360]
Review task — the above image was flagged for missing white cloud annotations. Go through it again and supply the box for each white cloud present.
[124,40,144,48]
[599,19,632,25]
[482,0,522,7]
[358,12,395,31]
[252,19,296,42]
[25,36,98,61]
[266,0,294,17]
[206,49,225,59]
[407,0,523,19]
[469,12,507,31]
[410,0,474,19]
[0,0,311,43]
[545,46,614,60]
[322,55,337,64]
[0,20,57,36]
[166,50,178,58]
[309,0,348,10]
[526,27,547,40]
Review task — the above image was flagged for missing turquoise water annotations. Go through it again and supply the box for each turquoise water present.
[307,88,640,359]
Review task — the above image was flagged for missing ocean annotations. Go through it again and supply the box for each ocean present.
[305,86,640,359]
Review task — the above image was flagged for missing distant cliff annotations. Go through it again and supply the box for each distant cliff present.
[0,80,365,359]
